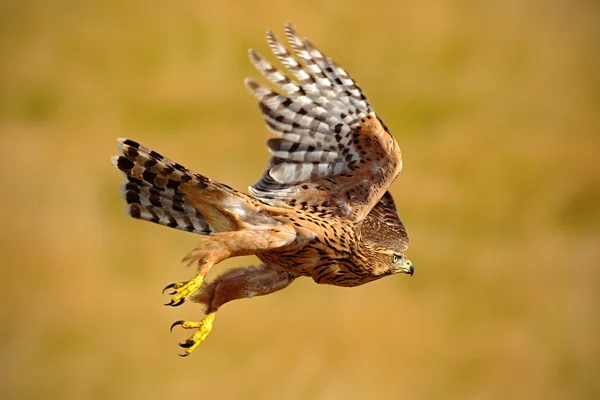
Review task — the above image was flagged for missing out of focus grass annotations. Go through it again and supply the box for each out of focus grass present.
[1,1,598,399]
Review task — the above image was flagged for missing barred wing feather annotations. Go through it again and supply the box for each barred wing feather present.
[246,22,403,221]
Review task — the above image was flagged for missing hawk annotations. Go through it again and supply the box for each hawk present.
[111,22,413,356]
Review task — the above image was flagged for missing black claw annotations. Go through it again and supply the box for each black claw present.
[178,352,189,357]
[172,298,185,306]
[164,298,186,307]
[179,340,196,349]
[162,283,176,295]
[170,320,185,332]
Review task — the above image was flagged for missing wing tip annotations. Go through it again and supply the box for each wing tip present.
[247,48,263,66]
[244,77,257,90]
[284,21,299,42]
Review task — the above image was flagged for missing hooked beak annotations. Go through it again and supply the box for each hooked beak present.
[400,261,414,276]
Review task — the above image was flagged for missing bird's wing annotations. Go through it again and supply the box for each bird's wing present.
[361,191,409,252]
[246,22,403,222]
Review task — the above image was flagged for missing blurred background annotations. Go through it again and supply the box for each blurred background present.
[1,0,598,399]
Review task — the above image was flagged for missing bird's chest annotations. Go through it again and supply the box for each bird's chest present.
[257,240,331,275]
[257,232,377,288]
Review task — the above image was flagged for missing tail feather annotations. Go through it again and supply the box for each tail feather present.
[111,138,214,235]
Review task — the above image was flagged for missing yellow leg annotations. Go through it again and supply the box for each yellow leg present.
[163,273,205,307]
[170,313,216,357]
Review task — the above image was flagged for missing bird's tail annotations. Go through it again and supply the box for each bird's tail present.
[111,138,251,234]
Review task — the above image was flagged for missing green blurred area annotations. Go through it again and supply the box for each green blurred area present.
[1,0,598,399]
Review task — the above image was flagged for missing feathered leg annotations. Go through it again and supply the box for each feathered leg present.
[164,226,297,306]
[171,265,296,356]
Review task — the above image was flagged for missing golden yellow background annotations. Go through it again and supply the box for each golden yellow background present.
[1,1,598,399]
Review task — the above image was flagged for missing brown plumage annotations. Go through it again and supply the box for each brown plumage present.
[111,22,413,356]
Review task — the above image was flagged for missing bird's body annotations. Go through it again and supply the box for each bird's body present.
[112,22,413,356]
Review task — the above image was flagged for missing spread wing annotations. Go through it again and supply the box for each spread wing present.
[362,191,409,252]
[245,22,403,222]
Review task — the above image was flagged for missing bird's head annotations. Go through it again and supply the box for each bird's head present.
[358,191,413,279]
[391,252,414,276]
[356,191,413,280]
[360,243,414,277]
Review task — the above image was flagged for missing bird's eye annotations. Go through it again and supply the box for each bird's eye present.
[392,254,400,264]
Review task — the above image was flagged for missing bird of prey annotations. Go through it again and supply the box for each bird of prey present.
[111,22,413,356]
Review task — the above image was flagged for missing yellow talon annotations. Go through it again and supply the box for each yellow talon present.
[171,313,216,356]
[163,274,205,306]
